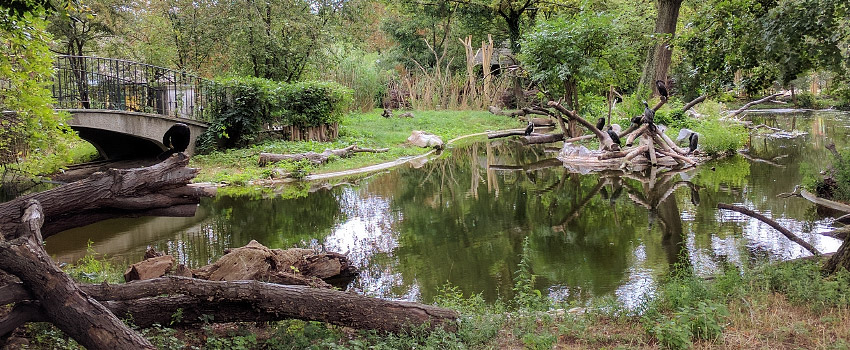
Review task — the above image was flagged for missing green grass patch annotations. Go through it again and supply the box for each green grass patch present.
[190,109,522,183]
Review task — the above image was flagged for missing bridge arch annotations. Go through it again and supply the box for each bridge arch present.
[65,109,207,160]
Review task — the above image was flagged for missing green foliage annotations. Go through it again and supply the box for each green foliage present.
[278,81,353,127]
[753,260,850,311]
[513,237,547,311]
[198,77,353,152]
[795,92,829,109]
[677,0,849,98]
[62,241,124,284]
[519,9,644,110]
[1,7,74,169]
[691,117,748,156]
[317,48,392,112]
[640,268,730,349]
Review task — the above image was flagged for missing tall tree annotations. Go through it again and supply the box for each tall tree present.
[640,0,683,97]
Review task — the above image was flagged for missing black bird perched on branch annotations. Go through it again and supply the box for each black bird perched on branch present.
[688,132,699,155]
[607,129,621,146]
[595,117,605,131]
[641,100,655,131]
[655,80,668,100]
[524,121,534,136]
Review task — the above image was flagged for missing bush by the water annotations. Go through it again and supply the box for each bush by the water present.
[198,77,352,152]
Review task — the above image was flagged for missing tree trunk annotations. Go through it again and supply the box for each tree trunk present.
[0,200,155,349]
[0,153,211,240]
[640,0,683,96]
[2,276,459,334]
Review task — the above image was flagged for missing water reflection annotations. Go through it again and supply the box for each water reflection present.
[45,111,849,305]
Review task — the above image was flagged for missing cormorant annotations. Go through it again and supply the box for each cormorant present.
[595,117,605,131]
[688,132,699,155]
[524,121,534,136]
[607,128,621,146]
[655,80,668,100]
[642,101,655,131]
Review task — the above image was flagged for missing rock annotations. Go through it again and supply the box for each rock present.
[407,130,444,149]
[398,112,414,118]
[190,240,358,287]
[124,255,175,282]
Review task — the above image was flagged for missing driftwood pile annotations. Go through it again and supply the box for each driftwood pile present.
[489,96,701,172]
[0,154,458,349]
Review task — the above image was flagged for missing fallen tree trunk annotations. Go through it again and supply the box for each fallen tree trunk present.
[727,92,783,119]
[717,203,821,256]
[259,145,389,167]
[0,200,155,349]
[0,153,211,239]
[1,276,459,333]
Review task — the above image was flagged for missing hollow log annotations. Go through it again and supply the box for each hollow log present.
[258,145,389,167]
[682,95,707,112]
[0,200,155,349]
[717,203,821,256]
[727,92,783,118]
[0,153,211,240]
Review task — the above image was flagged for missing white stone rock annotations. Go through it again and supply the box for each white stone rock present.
[407,130,444,148]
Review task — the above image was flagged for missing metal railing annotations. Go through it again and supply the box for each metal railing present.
[52,55,218,121]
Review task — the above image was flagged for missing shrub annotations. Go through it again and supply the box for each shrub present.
[198,78,352,153]
[278,81,352,127]
[796,92,819,109]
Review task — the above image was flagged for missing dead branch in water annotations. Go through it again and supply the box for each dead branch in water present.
[717,203,821,256]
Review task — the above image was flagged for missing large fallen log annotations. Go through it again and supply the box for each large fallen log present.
[0,153,212,240]
[258,145,389,167]
[1,275,459,334]
[0,200,155,349]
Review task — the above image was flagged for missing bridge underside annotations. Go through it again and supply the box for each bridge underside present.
[72,127,165,160]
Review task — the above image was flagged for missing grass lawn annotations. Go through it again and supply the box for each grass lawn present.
[189,109,524,184]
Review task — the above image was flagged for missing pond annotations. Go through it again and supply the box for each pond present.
[45,110,850,306]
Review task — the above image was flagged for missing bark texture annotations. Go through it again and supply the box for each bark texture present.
[0,200,155,349]
[640,0,683,96]
[0,153,211,240]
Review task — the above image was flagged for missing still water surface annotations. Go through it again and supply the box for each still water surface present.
[46,110,850,305]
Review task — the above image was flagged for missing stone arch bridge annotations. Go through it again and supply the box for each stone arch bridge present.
[65,109,207,159]
[52,55,214,160]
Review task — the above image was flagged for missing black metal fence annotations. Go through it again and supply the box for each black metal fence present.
[52,55,218,121]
